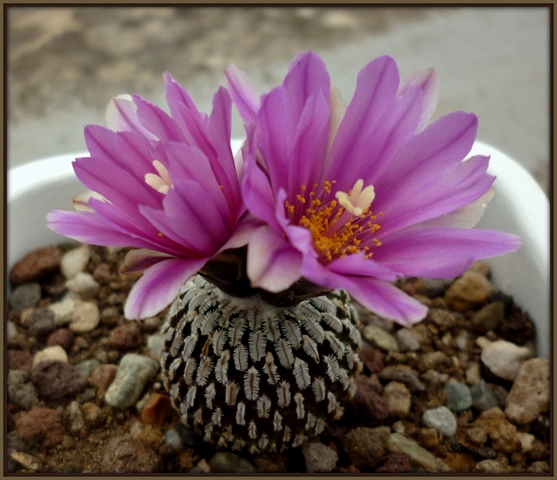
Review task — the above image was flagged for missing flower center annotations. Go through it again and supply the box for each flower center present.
[285,179,382,262]
[145,160,172,194]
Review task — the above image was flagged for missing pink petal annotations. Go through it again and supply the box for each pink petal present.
[224,64,261,122]
[373,226,522,279]
[105,95,158,142]
[119,249,176,274]
[133,94,186,143]
[247,226,303,293]
[327,253,398,281]
[376,155,494,235]
[399,68,439,132]
[124,257,207,319]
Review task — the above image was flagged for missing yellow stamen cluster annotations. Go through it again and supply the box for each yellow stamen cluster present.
[285,180,382,262]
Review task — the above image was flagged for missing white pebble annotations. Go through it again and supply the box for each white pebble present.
[517,432,536,453]
[61,244,90,279]
[70,301,100,333]
[33,345,68,366]
[147,335,164,357]
[481,339,532,381]
[165,429,182,449]
[65,272,100,295]
[7,321,18,341]
[49,298,77,326]
[422,406,458,437]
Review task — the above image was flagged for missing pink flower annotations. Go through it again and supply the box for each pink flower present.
[226,52,521,326]
[48,74,253,319]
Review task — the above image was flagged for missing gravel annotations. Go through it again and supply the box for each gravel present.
[6,244,550,473]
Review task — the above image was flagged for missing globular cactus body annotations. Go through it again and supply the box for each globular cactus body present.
[161,276,362,453]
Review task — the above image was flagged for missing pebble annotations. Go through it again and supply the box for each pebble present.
[470,380,499,412]
[16,408,66,448]
[104,354,159,408]
[100,435,163,473]
[342,375,389,427]
[7,321,18,341]
[60,244,90,279]
[89,364,118,392]
[192,458,211,473]
[505,358,550,425]
[302,442,338,473]
[470,302,504,333]
[81,402,106,429]
[8,371,38,410]
[140,393,173,425]
[466,426,488,445]
[339,426,389,469]
[427,308,457,329]
[75,359,102,378]
[31,360,88,401]
[444,271,495,311]
[473,459,506,473]
[70,301,100,333]
[66,401,86,435]
[455,330,469,350]
[165,429,182,450]
[527,461,550,473]
[418,351,450,371]
[100,306,121,326]
[8,350,33,372]
[382,381,411,419]
[10,246,62,284]
[385,433,439,471]
[65,272,100,295]
[147,334,164,357]
[480,339,532,381]
[444,380,473,412]
[27,308,56,340]
[208,452,258,473]
[110,322,143,351]
[422,406,458,437]
[516,432,536,453]
[92,263,111,282]
[32,345,68,366]
[378,366,426,393]
[46,328,74,350]
[11,452,41,471]
[395,328,420,352]
[362,324,399,352]
[376,452,413,473]
[465,363,481,384]
[473,407,519,454]
[49,298,77,326]
[419,278,452,298]
[9,283,42,311]
[358,346,385,373]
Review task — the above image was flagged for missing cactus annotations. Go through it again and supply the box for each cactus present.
[160,275,363,453]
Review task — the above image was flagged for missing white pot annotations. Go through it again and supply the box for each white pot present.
[8,141,550,358]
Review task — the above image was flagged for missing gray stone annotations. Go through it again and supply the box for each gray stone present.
[75,359,102,378]
[9,283,41,311]
[363,324,399,352]
[471,302,504,333]
[444,380,473,412]
[302,442,338,473]
[208,452,257,473]
[104,354,159,408]
[378,366,426,393]
[470,380,499,412]
[385,433,439,471]
[395,328,420,352]
[422,406,458,437]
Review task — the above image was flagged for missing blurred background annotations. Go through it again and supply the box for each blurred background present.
[7,6,550,194]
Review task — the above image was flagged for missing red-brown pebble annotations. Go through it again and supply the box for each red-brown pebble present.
[8,350,33,372]
[16,408,66,448]
[110,322,143,351]
[46,328,75,350]
[343,375,389,427]
[141,393,173,425]
[359,346,385,373]
[31,360,88,401]
[89,364,118,392]
[376,452,413,473]
[10,246,63,285]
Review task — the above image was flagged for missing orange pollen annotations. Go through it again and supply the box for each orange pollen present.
[287,180,383,262]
